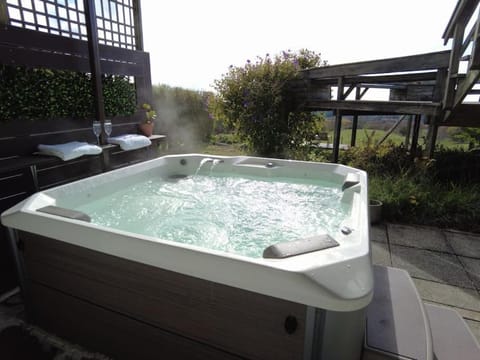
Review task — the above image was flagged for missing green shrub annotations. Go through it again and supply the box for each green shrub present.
[432,146,480,184]
[369,175,480,232]
[339,142,413,177]
[212,49,325,157]
[335,143,480,232]
[0,65,136,121]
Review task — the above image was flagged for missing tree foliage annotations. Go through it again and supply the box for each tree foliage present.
[448,127,480,148]
[212,49,326,156]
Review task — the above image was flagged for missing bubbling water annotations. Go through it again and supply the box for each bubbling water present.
[75,174,348,258]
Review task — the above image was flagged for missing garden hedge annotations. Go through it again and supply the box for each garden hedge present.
[0,65,136,121]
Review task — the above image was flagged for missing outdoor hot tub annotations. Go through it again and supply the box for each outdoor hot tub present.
[1,154,373,360]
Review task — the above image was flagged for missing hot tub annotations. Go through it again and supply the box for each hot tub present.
[2,154,373,360]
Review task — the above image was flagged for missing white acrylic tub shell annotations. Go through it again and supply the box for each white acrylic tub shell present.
[1,154,373,312]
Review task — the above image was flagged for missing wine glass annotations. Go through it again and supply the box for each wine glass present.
[92,120,102,145]
[104,119,112,138]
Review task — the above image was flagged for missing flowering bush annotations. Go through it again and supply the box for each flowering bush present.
[212,49,326,156]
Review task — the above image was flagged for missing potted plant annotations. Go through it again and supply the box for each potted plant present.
[138,103,156,137]
[369,199,383,225]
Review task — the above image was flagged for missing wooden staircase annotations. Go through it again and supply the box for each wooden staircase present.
[441,0,480,126]
[287,0,480,161]
[363,265,480,360]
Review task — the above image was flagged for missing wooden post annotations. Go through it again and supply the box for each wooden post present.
[350,114,358,148]
[133,0,144,51]
[332,77,344,163]
[0,0,8,25]
[83,0,106,143]
[410,114,422,157]
[443,22,465,111]
[350,87,361,147]
[425,116,439,158]
[426,68,447,157]
[404,115,413,148]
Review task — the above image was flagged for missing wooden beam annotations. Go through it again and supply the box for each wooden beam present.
[410,114,422,156]
[350,87,361,147]
[462,22,476,55]
[84,0,105,139]
[404,115,413,148]
[302,51,451,79]
[333,77,344,163]
[133,0,144,51]
[452,69,480,110]
[442,104,480,127]
[377,115,407,146]
[469,9,480,69]
[135,53,153,105]
[0,0,8,25]
[361,83,406,90]
[443,22,466,110]
[433,68,448,102]
[425,116,439,158]
[443,0,479,43]
[303,100,440,116]
[343,85,356,99]
[310,72,438,86]
[360,87,369,98]
[0,46,146,76]
[0,26,147,64]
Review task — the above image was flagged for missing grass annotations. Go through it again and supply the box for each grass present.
[327,129,469,149]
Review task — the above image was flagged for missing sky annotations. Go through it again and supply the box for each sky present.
[141,0,459,91]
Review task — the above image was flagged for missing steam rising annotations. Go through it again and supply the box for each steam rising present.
[152,85,213,152]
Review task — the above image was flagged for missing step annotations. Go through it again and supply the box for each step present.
[363,265,433,360]
[425,303,480,360]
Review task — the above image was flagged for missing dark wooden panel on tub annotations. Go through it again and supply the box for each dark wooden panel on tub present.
[29,283,243,360]
[21,232,306,360]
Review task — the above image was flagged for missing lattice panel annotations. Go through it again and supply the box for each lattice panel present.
[6,0,136,49]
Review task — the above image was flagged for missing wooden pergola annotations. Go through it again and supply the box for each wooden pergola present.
[0,0,162,294]
[288,0,480,162]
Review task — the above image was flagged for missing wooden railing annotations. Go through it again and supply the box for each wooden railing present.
[441,0,480,124]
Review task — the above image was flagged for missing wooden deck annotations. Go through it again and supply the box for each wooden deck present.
[287,0,480,161]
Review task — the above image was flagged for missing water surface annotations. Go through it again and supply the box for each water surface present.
[75,174,348,257]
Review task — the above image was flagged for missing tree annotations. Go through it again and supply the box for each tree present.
[212,49,326,157]
[448,127,480,148]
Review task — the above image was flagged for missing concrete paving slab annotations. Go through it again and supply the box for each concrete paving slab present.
[371,242,391,266]
[388,223,452,253]
[424,302,480,323]
[413,278,480,312]
[458,256,480,291]
[370,224,388,243]
[391,245,474,288]
[464,319,480,344]
[445,231,480,259]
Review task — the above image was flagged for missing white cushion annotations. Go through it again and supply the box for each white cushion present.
[107,134,152,151]
[37,141,102,161]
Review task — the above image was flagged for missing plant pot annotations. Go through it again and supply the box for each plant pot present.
[139,122,154,137]
[369,199,383,225]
